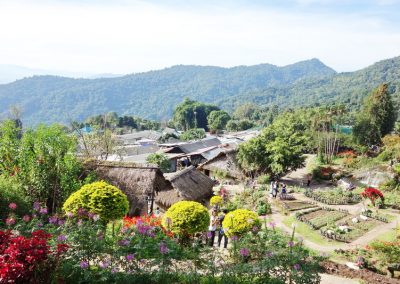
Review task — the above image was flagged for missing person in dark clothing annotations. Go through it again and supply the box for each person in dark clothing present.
[217,209,228,248]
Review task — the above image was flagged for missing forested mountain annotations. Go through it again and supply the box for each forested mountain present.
[0,56,399,125]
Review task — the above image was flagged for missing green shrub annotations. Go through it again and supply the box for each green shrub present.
[222,209,261,238]
[146,153,171,173]
[0,176,30,220]
[63,181,129,223]
[257,200,271,216]
[210,195,223,206]
[162,201,209,236]
[257,174,270,185]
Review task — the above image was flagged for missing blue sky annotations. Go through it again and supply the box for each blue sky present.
[0,0,399,74]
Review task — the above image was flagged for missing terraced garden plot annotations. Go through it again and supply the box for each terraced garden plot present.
[296,209,349,229]
[282,201,318,211]
[333,216,383,241]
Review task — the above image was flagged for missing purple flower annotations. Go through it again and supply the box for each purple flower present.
[80,261,89,269]
[239,248,250,257]
[49,216,58,224]
[252,226,259,233]
[231,235,238,241]
[58,219,65,226]
[288,241,294,248]
[39,207,48,215]
[126,254,135,261]
[146,230,155,238]
[8,203,17,210]
[88,212,95,219]
[293,264,301,271]
[118,239,130,246]
[207,231,213,238]
[99,260,110,269]
[33,202,41,211]
[37,222,43,228]
[111,268,119,274]
[57,234,67,242]
[159,242,169,254]
[66,211,74,218]
[268,221,276,229]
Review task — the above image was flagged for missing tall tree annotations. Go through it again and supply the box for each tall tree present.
[207,110,231,132]
[172,98,219,131]
[353,84,396,145]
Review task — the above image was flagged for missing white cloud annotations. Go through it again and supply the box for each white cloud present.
[0,0,399,73]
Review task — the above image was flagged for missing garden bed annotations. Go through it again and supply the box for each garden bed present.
[281,201,318,211]
[295,208,349,230]
[304,188,362,205]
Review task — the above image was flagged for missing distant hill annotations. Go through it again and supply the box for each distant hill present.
[0,57,398,126]
[0,58,336,125]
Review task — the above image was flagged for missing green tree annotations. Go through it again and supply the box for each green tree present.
[207,110,231,132]
[353,84,396,145]
[237,111,308,177]
[146,153,171,173]
[18,124,81,212]
[0,119,21,176]
[172,98,219,131]
[180,128,206,141]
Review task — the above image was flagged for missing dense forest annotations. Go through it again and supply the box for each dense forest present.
[0,56,399,125]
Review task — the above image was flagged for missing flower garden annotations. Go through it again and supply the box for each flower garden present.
[304,188,362,205]
[0,181,323,283]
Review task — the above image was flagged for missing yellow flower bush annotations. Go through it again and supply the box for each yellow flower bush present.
[162,201,209,236]
[63,181,129,223]
[222,209,261,238]
[210,195,223,206]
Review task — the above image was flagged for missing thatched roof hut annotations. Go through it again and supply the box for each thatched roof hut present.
[84,160,171,216]
[156,166,214,209]
[198,150,244,181]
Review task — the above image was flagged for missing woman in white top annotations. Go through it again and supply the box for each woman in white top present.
[208,210,218,246]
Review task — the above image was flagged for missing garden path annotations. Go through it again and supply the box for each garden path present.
[319,273,359,284]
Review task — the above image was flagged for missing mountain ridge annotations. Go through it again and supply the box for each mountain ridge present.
[0,57,398,125]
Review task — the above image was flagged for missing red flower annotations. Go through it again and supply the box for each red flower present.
[360,187,384,206]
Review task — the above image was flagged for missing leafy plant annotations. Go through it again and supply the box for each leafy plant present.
[162,201,209,237]
[63,181,129,223]
[222,209,261,238]
[146,153,171,173]
[210,195,223,207]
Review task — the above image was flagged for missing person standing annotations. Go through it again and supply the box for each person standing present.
[217,209,228,248]
[208,210,218,246]
[280,183,287,199]
[272,181,279,198]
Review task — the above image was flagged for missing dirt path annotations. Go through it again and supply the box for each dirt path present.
[320,273,359,284]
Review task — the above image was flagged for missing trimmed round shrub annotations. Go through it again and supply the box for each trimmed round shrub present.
[162,201,209,236]
[222,209,261,238]
[63,181,129,223]
[210,195,223,206]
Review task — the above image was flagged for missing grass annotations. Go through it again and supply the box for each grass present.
[372,227,399,242]
[282,216,340,246]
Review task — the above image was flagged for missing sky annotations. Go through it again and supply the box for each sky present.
[0,0,400,74]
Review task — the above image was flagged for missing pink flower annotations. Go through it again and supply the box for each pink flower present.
[66,211,74,218]
[126,254,135,261]
[39,207,48,215]
[22,215,31,222]
[231,235,238,241]
[293,264,301,271]
[8,203,17,210]
[268,221,276,229]
[6,217,16,226]
[288,241,294,247]
[239,248,250,257]
[57,235,67,242]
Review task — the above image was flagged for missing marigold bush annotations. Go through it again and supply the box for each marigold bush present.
[62,181,129,223]
[210,195,223,206]
[222,209,261,238]
[162,201,209,236]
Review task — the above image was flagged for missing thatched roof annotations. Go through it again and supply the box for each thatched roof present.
[84,160,171,216]
[156,166,214,208]
[198,150,244,180]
